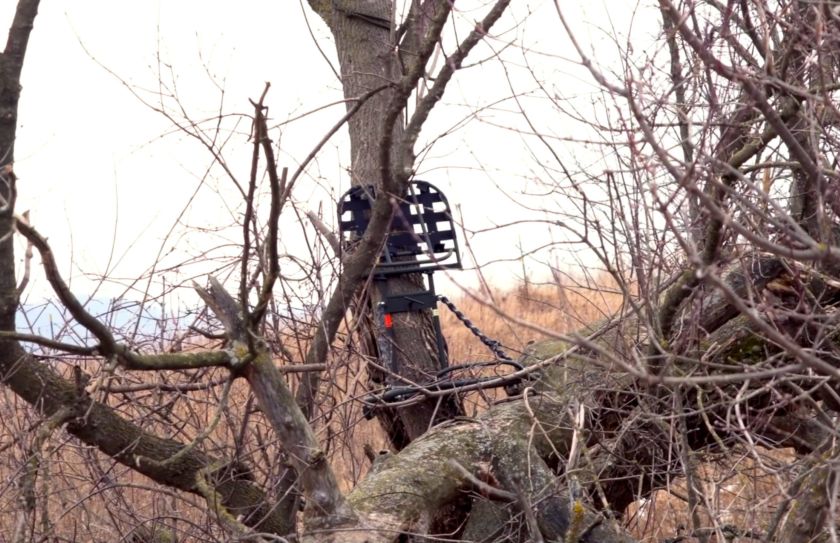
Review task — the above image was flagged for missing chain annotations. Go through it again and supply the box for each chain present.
[437,295,513,361]
[362,295,520,413]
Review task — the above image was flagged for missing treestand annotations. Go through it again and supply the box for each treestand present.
[338,180,523,408]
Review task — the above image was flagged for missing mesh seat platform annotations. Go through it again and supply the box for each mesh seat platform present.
[337,180,462,275]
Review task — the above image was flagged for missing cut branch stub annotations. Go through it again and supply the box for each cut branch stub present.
[194,276,247,343]
[194,276,352,528]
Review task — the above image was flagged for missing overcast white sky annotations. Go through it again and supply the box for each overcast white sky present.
[3,0,659,308]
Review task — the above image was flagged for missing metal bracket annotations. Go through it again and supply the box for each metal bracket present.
[382,291,437,313]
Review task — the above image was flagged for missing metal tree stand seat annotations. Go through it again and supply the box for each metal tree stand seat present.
[337,180,523,408]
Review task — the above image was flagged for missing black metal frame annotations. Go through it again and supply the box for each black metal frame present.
[337,180,521,411]
[338,180,462,275]
[338,180,461,370]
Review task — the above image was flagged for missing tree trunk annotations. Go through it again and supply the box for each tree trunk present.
[303,0,462,447]
[0,0,38,345]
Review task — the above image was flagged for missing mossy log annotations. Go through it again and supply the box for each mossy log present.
[778,455,835,543]
[327,339,637,543]
[323,253,840,542]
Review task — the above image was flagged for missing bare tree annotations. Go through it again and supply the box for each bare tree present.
[297,0,473,448]
[7,0,840,542]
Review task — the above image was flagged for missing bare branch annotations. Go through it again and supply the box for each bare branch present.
[305,210,340,253]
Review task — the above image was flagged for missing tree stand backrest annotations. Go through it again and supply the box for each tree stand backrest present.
[337,180,463,275]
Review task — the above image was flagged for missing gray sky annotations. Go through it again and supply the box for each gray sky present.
[4,0,658,307]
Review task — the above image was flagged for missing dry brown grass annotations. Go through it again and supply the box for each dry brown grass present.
[626,447,796,542]
[320,275,626,488]
[0,277,795,542]
[440,276,624,363]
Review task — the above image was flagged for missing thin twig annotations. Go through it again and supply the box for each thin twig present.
[447,459,516,501]
[306,210,340,253]
[15,210,32,295]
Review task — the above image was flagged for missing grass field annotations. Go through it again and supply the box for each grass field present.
[0,278,791,542]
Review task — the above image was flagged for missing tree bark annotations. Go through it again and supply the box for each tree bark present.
[778,453,835,543]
